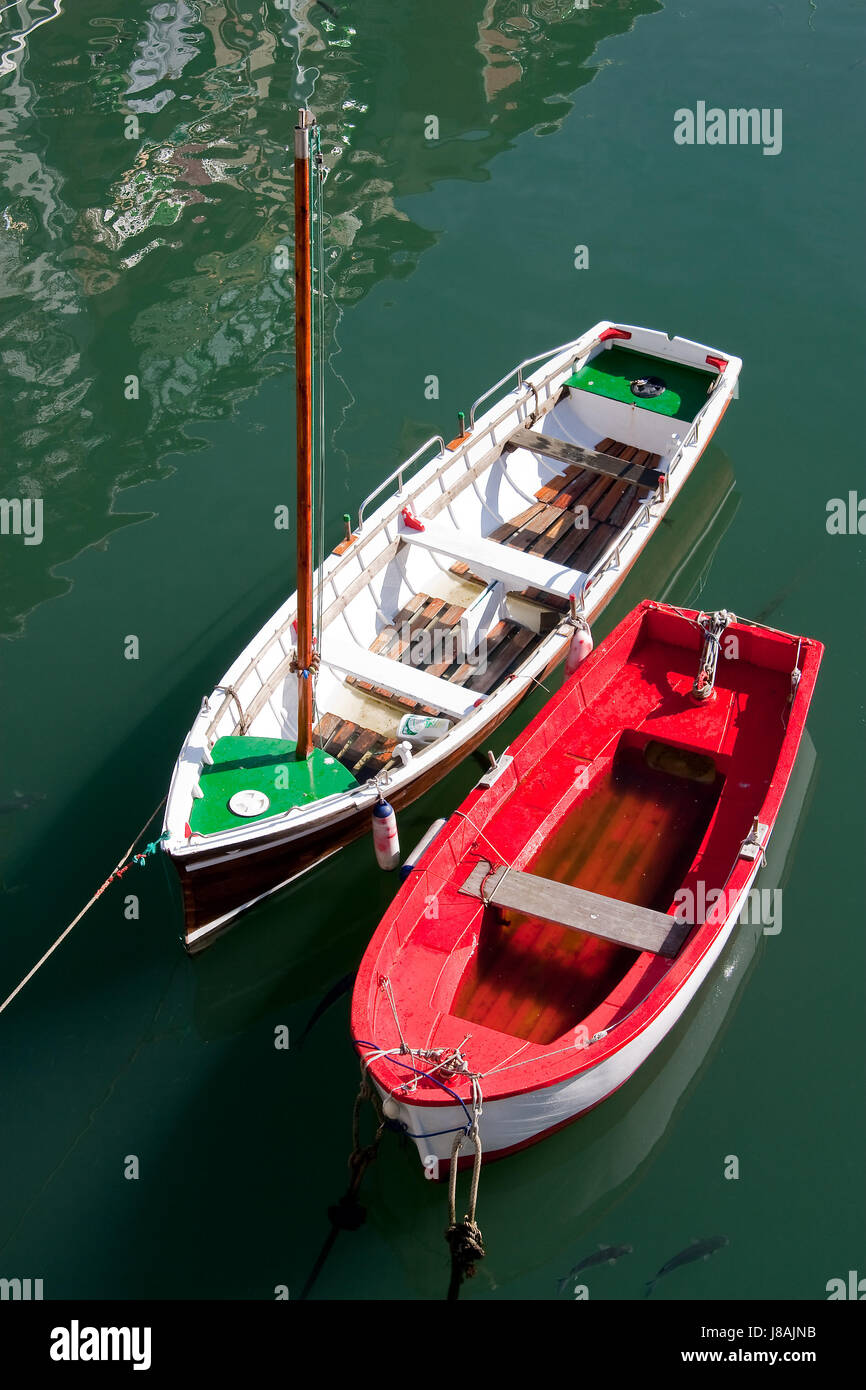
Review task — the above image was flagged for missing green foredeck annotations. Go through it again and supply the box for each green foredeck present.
[566,346,714,422]
[188,736,359,835]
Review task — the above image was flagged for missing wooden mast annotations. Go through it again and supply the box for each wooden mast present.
[294,108,315,760]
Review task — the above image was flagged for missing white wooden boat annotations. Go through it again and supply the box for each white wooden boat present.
[162,118,741,953]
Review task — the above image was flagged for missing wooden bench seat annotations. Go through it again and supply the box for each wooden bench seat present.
[459,859,689,958]
[506,425,663,492]
[397,515,586,601]
[321,633,485,718]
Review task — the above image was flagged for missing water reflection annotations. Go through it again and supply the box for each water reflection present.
[1,0,662,636]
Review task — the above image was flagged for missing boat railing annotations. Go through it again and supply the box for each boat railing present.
[357,435,446,530]
[200,613,298,745]
[668,400,711,477]
[356,335,594,534]
[468,334,588,429]
[583,498,654,599]
[584,372,729,597]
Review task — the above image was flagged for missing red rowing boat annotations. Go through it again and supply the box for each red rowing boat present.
[351,600,823,1177]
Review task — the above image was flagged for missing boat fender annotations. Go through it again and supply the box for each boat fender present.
[400,817,447,881]
[565,619,593,677]
[372,792,400,871]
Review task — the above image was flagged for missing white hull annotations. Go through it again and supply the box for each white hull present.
[379,854,766,1178]
[163,321,740,947]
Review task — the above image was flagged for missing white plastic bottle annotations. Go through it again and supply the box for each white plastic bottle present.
[397,714,451,744]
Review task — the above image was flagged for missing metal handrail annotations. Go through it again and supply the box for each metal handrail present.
[584,499,653,595]
[587,376,725,589]
[668,407,705,477]
[357,434,446,530]
[468,333,590,429]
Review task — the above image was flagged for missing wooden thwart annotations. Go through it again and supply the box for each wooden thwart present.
[459,859,690,958]
[507,426,663,493]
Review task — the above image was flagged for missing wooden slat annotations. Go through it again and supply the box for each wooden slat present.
[423,605,466,678]
[444,615,515,688]
[608,485,643,529]
[328,719,358,758]
[546,515,613,569]
[490,501,547,541]
[313,711,342,749]
[571,521,617,571]
[534,465,580,504]
[527,506,583,558]
[339,728,379,774]
[547,466,598,510]
[592,479,629,523]
[507,426,662,492]
[505,503,566,552]
[459,860,689,957]
[465,626,535,694]
[347,594,453,712]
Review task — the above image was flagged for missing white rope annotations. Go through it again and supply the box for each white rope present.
[451,809,514,873]
[378,974,409,1052]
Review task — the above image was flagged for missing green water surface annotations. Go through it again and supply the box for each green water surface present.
[0,0,863,1304]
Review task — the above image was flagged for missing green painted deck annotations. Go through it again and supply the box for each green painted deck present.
[188,736,358,835]
[566,346,714,422]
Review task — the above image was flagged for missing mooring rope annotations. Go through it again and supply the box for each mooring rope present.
[0,799,167,1018]
[299,1063,385,1301]
[445,1074,485,1300]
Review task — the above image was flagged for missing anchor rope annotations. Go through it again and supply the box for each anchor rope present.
[445,1075,485,1300]
[0,798,167,1018]
[298,1062,385,1301]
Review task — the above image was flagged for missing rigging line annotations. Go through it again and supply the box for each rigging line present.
[315,135,327,647]
[451,809,513,873]
[309,125,327,735]
[0,798,166,1018]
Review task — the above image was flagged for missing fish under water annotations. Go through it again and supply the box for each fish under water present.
[315,1,339,17]
[557,1243,632,1293]
[0,790,45,814]
[645,1236,729,1297]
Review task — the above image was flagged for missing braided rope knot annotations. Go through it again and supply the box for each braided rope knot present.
[445,1220,485,1278]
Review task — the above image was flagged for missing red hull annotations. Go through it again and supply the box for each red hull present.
[351,601,823,1142]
